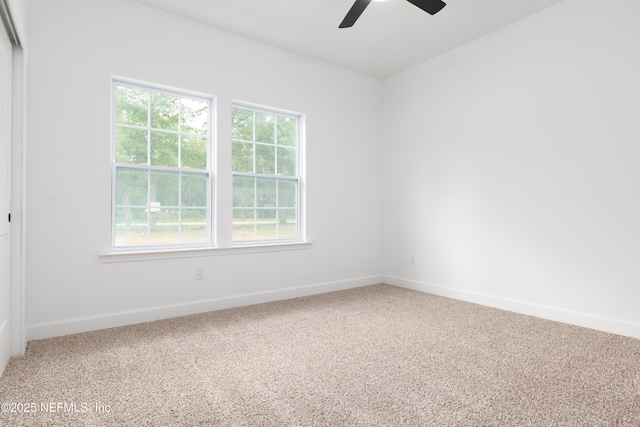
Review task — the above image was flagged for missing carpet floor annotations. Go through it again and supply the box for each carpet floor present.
[1,284,639,426]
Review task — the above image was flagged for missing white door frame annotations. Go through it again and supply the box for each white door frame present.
[1,0,25,357]
[10,44,24,356]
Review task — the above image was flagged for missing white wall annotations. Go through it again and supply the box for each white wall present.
[382,0,640,337]
[26,0,640,341]
[26,0,383,338]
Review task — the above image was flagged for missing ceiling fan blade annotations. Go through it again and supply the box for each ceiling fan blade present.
[405,0,446,15]
[339,0,372,28]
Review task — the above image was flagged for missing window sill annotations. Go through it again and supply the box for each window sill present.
[99,242,312,263]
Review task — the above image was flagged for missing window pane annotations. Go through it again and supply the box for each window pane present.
[113,81,212,248]
[278,209,297,239]
[116,168,148,206]
[116,86,148,127]
[233,176,254,208]
[276,116,296,147]
[277,146,296,176]
[278,179,297,208]
[115,207,148,246]
[233,209,255,241]
[229,104,301,243]
[151,171,179,207]
[255,112,275,144]
[181,209,208,244]
[182,173,207,207]
[256,144,275,174]
[151,92,179,131]
[232,141,254,173]
[150,209,179,245]
[256,209,277,240]
[182,135,207,169]
[256,178,276,207]
[232,108,253,141]
[181,98,208,135]
[115,127,148,165]
[150,131,179,167]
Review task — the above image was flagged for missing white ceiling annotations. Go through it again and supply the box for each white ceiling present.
[131,0,566,78]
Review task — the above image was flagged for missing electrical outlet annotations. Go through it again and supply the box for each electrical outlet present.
[410,255,416,265]
[195,266,204,280]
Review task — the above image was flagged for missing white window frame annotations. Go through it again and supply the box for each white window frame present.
[110,78,214,250]
[231,102,305,245]
[101,80,312,262]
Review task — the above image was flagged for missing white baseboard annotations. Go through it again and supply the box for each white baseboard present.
[27,275,384,341]
[384,275,640,340]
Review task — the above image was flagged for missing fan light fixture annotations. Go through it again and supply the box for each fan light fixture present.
[339,0,446,28]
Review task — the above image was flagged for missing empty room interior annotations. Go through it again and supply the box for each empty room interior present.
[1,0,639,424]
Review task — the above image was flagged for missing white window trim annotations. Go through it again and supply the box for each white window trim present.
[102,79,310,262]
[99,242,312,263]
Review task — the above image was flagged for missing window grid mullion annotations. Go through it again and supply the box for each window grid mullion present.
[253,176,258,240]
[274,125,281,239]
[273,116,277,169]
[178,103,182,169]
[178,172,182,244]
[146,92,152,246]
[252,111,257,174]
[146,169,151,245]
[147,91,152,168]
[177,99,182,244]
[116,122,205,140]
[275,177,280,239]
[115,163,209,175]
[253,112,257,240]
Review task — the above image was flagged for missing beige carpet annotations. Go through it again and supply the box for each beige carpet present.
[1,284,639,426]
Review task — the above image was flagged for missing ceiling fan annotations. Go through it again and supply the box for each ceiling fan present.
[339,0,446,28]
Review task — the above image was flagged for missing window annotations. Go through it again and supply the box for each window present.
[108,78,305,256]
[231,104,302,243]
[112,80,212,247]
